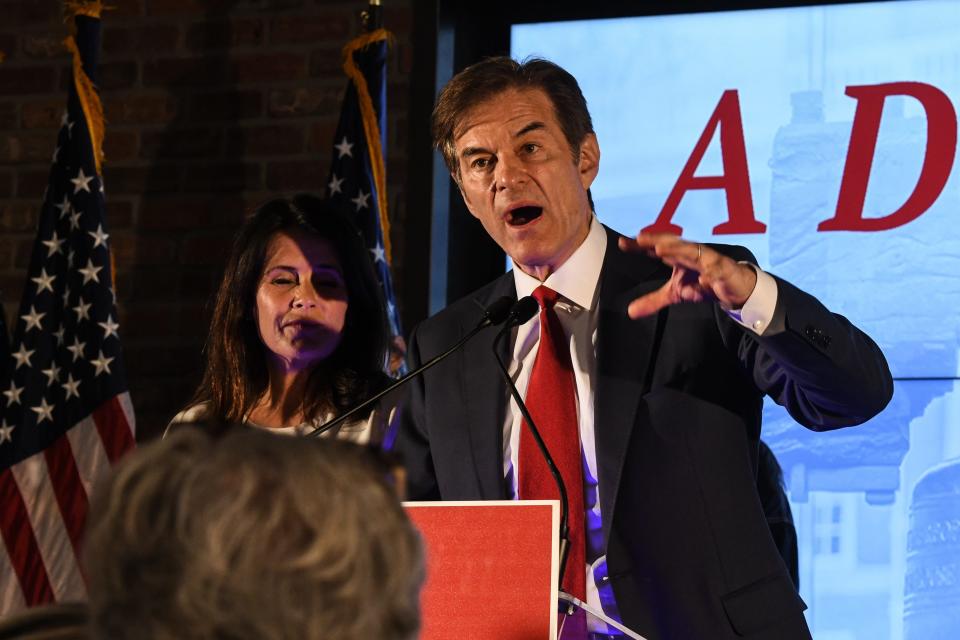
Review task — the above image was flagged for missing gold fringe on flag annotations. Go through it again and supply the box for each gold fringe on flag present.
[342,28,394,264]
[63,34,105,176]
[65,0,111,290]
[64,0,106,19]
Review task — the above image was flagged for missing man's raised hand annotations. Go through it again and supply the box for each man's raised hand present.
[618,233,758,319]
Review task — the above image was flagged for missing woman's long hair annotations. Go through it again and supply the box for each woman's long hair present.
[191,193,390,429]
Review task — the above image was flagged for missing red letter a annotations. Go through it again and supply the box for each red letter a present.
[819,82,957,232]
[643,90,766,236]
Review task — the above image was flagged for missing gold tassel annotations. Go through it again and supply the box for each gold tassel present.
[63,0,113,289]
[342,28,394,264]
[64,0,106,20]
[63,35,105,176]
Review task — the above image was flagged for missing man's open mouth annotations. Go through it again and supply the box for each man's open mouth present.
[505,206,543,226]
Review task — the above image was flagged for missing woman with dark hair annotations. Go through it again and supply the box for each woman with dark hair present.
[170,193,394,443]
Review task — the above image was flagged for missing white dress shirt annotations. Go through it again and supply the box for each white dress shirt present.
[503,216,778,634]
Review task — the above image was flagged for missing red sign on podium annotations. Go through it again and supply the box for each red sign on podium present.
[404,500,559,640]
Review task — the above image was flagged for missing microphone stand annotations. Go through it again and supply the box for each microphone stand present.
[308,296,513,438]
[490,299,573,597]
[491,299,647,639]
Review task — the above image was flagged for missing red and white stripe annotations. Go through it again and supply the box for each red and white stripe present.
[0,392,135,616]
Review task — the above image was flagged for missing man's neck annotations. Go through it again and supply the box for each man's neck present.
[515,220,593,282]
[512,216,607,311]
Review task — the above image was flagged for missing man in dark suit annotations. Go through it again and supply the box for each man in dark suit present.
[395,57,892,640]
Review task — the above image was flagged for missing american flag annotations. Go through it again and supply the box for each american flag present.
[325,21,403,343]
[0,10,135,614]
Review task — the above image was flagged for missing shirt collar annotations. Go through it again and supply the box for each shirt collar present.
[512,215,606,311]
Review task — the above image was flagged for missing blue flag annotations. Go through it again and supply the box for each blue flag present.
[325,28,403,346]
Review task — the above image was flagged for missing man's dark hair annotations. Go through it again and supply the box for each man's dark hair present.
[432,56,595,179]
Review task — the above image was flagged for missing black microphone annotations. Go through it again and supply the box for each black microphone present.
[490,296,574,592]
[475,295,515,329]
[308,295,514,438]
[504,295,539,329]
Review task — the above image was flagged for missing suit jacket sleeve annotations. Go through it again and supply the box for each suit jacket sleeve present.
[721,272,893,430]
[395,322,442,500]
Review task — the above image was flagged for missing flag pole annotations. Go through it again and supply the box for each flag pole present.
[362,0,382,32]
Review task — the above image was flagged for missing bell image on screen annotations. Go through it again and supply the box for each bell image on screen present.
[511,1,960,638]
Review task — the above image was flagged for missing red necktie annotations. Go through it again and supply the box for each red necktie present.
[518,286,587,639]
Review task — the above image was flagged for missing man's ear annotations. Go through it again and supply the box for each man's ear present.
[577,133,600,190]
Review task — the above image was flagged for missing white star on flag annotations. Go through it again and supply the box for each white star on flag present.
[42,231,66,257]
[88,224,109,248]
[12,344,35,369]
[90,350,114,377]
[334,136,354,158]
[53,325,66,346]
[69,207,83,231]
[351,189,370,211]
[328,173,344,195]
[0,421,14,444]
[78,259,102,284]
[31,398,55,424]
[370,244,386,263]
[31,268,56,294]
[66,336,86,362]
[20,306,45,332]
[53,195,72,219]
[98,315,120,340]
[61,374,81,401]
[3,381,24,406]
[73,297,92,321]
[71,167,94,194]
[41,363,61,387]
[62,287,71,307]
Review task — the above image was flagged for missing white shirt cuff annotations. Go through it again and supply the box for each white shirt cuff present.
[724,263,778,335]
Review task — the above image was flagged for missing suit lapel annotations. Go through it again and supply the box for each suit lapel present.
[460,275,516,499]
[595,227,669,544]
[452,228,669,511]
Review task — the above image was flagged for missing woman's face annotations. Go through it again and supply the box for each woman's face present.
[255,230,348,372]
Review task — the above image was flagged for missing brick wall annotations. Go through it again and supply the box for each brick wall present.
[0,0,416,440]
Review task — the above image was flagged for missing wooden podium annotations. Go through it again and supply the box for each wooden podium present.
[404,500,559,640]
